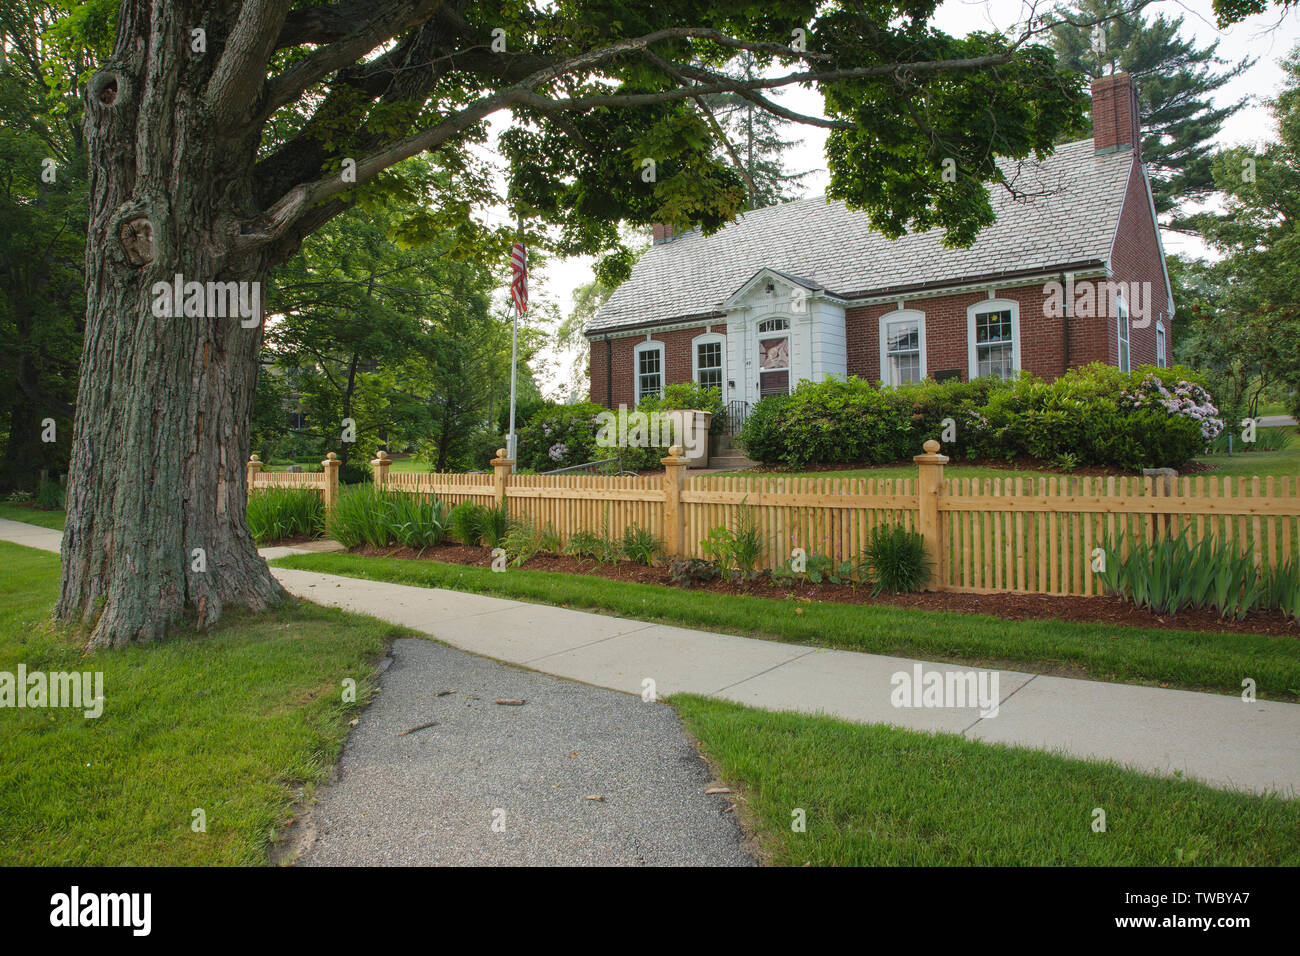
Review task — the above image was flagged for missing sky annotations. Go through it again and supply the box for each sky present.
[509,0,1300,398]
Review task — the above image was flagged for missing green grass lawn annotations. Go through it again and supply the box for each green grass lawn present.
[271,552,1300,701]
[0,540,408,865]
[674,695,1300,865]
[0,502,65,530]
[4,538,1297,866]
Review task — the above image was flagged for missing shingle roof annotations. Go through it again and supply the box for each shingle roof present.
[588,139,1134,334]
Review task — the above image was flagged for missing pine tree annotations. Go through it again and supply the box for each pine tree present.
[1049,0,1252,228]
[698,53,813,210]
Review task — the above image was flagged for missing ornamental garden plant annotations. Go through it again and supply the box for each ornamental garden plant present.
[739,363,1223,471]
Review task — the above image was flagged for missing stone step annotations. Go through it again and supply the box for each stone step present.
[708,454,758,471]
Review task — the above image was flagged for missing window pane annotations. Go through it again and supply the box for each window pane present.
[886,319,919,354]
[975,310,1012,345]
[698,368,722,390]
[890,353,920,384]
[978,343,1014,380]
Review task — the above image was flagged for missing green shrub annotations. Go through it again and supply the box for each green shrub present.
[736,394,791,463]
[700,505,765,579]
[246,487,324,543]
[35,479,64,510]
[563,529,621,564]
[639,382,726,438]
[448,502,487,546]
[1096,532,1291,620]
[862,524,930,595]
[503,518,560,566]
[382,493,447,551]
[770,552,860,586]
[339,457,372,486]
[738,364,1221,471]
[479,504,509,548]
[326,485,394,549]
[620,524,660,565]
[516,402,609,472]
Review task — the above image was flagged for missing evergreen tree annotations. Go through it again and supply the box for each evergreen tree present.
[698,52,814,210]
[1049,0,1252,227]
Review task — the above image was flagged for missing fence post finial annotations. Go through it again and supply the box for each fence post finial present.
[661,444,688,557]
[490,448,514,510]
[371,450,391,490]
[246,453,262,491]
[913,439,949,590]
[322,452,341,513]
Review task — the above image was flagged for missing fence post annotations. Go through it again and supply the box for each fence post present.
[490,448,514,510]
[322,452,340,513]
[246,454,262,492]
[371,450,391,490]
[913,439,949,590]
[661,443,688,557]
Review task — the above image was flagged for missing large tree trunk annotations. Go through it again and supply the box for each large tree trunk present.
[57,3,285,647]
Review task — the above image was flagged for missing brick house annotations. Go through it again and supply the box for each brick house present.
[586,74,1174,421]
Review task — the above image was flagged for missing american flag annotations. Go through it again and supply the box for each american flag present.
[509,242,528,315]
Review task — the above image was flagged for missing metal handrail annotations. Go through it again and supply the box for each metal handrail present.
[539,456,639,477]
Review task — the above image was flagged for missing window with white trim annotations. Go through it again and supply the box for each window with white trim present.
[1155,320,1167,369]
[1117,298,1131,373]
[692,334,724,394]
[967,300,1019,381]
[634,341,664,402]
[879,310,925,386]
[757,317,789,333]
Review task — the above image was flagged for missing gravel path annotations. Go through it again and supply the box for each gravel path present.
[292,638,757,866]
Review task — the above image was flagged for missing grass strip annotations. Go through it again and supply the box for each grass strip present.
[673,693,1300,866]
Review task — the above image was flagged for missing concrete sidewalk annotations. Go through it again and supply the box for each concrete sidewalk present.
[5,517,1298,798]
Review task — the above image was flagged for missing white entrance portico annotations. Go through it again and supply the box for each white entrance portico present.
[716,268,848,410]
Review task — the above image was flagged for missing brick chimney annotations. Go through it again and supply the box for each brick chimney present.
[652,223,677,245]
[1091,72,1142,155]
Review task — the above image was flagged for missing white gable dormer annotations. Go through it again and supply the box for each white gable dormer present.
[716,268,847,409]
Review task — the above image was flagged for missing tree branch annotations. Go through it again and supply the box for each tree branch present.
[208,0,296,127]
[261,0,448,117]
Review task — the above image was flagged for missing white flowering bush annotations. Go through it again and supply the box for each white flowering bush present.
[1121,374,1224,442]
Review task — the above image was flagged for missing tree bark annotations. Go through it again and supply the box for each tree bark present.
[57,2,286,647]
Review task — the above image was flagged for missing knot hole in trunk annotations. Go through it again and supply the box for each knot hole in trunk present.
[89,71,125,109]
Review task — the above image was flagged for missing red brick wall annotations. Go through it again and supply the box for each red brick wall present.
[589,324,725,408]
[1108,157,1173,368]
[845,285,1070,383]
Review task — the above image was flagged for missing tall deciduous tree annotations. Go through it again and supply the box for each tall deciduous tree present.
[0,1,98,489]
[1182,45,1300,420]
[56,0,1091,645]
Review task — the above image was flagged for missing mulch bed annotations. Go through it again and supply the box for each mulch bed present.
[348,542,1300,638]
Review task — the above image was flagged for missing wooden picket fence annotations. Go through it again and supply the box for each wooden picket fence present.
[246,452,341,511]
[253,445,1300,597]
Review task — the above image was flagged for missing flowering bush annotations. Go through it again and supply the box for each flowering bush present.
[740,363,1219,471]
[516,402,607,472]
[1121,374,1224,441]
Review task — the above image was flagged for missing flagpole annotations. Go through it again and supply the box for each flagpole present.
[506,216,521,470]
